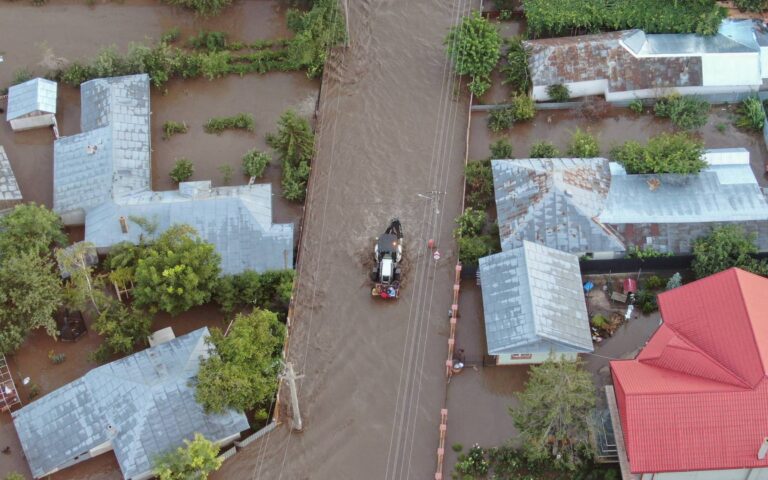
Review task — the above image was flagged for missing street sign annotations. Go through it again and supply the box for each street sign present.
[433,250,440,261]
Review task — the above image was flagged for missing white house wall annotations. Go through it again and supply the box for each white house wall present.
[640,468,768,480]
[496,351,578,365]
[701,53,761,87]
[760,47,768,78]
[605,84,758,102]
[532,79,608,101]
[9,113,54,132]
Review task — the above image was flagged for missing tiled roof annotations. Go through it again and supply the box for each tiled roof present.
[0,146,22,206]
[610,268,768,473]
[12,328,249,479]
[479,241,593,355]
[6,78,57,121]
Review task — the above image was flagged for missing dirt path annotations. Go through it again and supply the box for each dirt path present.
[214,0,475,478]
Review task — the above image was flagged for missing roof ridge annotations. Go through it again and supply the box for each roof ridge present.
[732,268,768,378]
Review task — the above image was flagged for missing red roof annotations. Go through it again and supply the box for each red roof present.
[611,268,768,474]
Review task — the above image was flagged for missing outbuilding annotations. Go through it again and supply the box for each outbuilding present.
[6,78,57,132]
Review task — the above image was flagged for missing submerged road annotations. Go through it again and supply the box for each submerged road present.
[215,0,475,478]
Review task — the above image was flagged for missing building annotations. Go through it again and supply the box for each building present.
[53,74,293,273]
[608,268,768,480]
[5,78,57,131]
[526,19,768,102]
[12,328,249,480]
[478,241,593,365]
[492,148,768,258]
[0,146,22,212]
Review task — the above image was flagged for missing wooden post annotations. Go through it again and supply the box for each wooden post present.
[282,362,304,432]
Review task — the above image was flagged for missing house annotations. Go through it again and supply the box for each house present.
[608,268,768,480]
[6,78,57,131]
[53,74,293,274]
[12,328,249,480]
[478,240,593,365]
[526,19,768,102]
[0,146,22,212]
[492,148,768,258]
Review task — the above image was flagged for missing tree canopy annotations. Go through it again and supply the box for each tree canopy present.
[446,11,501,97]
[0,203,67,259]
[195,309,286,416]
[610,132,706,175]
[153,433,222,480]
[267,109,315,202]
[692,225,768,279]
[133,225,221,315]
[511,357,596,470]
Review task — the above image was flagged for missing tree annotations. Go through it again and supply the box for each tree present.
[501,36,531,95]
[446,11,501,97]
[162,0,233,16]
[133,225,221,315]
[56,242,106,315]
[0,203,67,258]
[0,251,63,354]
[692,225,768,279]
[285,0,347,78]
[195,309,286,415]
[267,110,315,202]
[610,132,705,175]
[665,272,682,290]
[566,128,599,158]
[465,159,494,210]
[91,301,153,362]
[153,433,222,480]
[511,357,596,471]
[242,149,271,178]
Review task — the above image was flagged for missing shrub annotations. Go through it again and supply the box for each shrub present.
[162,120,188,140]
[635,290,658,314]
[162,0,234,16]
[591,314,608,329]
[214,269,294,314]
[628,99,644,114]
[445,11,502,97]
[665,272,682,290]
[92,301,153,359]
[488,105,515,132]
[490,139,513,159]
[566,128,599,158]
[204,113,255,134]
[501,36,532,95]
[454,208,487,237]
[734,0,768,11]
[653,94,709,130]
[626,245,672,259]
[218,165,233,185]
[268,110,314,202]
[692,225,768,279]
[169,158,194,183]
[242,149,271,178]
[611,132,705,174]
[547,84,570,102]
[510,94,535,121]
[736,96,765,132]
[645,275,665,290]
[188,30,229,51]
[455,444,489,477]
[11,68,33,86]
[153,433,222,480]
[160,27,181,44]
[465,159,494,210]
[529,141,560,158]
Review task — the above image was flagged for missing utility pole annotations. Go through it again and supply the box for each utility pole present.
[281,362,304,432]
[343,0,350,48]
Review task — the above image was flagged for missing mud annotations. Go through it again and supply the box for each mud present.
[470,105,768,186]
[214,0,476,478]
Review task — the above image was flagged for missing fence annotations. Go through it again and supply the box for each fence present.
[234,421,277,449]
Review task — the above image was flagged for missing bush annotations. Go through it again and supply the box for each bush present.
[169,158,194,183]
[510,94,535,121]
[465,159,494,210]
[92,301,153,360]
[736,96,765,131]
[626,245,672,259]
[566,128,599,158]
[446,11,502,97]
[0,203,67,259]
[214,269,295,314]
[635,289,658,314]
[160,27,181,44]
[501,36,532,95]
[488,105,515,132]
[490,139,513,159]
[529,141,560,158]
[653,94,709,130]
[591,314,608,329]
[734,0,768,11]
[645,275,665,290]
[628,99,644,114]
[455,444,489,477]
[162,120,188,140]
[547,84,570,102]
[162,0,233,16]
[268,110,314,202]
[153,433,222,480]
[611,132,705,174]
[188,30,229,51]
[692,225,768,279]
[454,208,487,237]
[11,68,33,86]
[242,149,271,178]
[666,272,682,290]
[204,113,255,134]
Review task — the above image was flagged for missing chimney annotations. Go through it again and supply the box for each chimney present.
[119,216,128,234]
[106,424,117,438]
[758,437,768,460]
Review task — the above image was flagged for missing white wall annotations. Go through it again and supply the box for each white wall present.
[702,53,762,87]
[9,113,54,131]
[532,79,608,101]
[641,467,768,480]
[497,351,578,365]
[606,84,758,102]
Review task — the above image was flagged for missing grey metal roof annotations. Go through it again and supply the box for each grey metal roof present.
[479,241,593,355]
[622,19,761,56]
[85,182,294,274]
[492,158,623,254]
[6,78,57,121]
[12,328,249,480]
[53,74,151,216]
[0,146,22,204]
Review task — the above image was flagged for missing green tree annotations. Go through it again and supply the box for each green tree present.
[133,225,221,315]
[214,269,295,314]
[446,11,502,97]
[511,357,596,470]
[529,141,560,158]
[0,203,67,258]
[153,433,222,480]
[454,208,487,237]
[242,149,271,178]
[268,110,315,202]
[170,158,194,183]
[162,0,233,16]
[0,251,62,354]
[285,0,347,78]
[465,159,494,210]
[501,36,532,95]
[566,128,599,158]
[692,225,768,279]
[56,242,106,315]
[195,309,286,415]
[611,132,705,174]
[91,301,153,361]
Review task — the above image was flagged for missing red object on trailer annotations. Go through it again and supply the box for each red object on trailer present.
[623,278,637,294]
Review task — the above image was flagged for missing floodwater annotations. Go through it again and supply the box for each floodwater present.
[215,0,476,478]
[469,105,768,186]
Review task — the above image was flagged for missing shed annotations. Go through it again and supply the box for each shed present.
[6,78,57,131]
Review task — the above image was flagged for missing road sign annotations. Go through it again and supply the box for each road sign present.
[433,250,441,261]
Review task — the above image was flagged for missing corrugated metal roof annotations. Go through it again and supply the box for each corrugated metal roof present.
[610,268,768,474]
[0,146,22,204]
[478,241,593,355]
[623,22,759,56]
[85,183,294,274]
[12,328,249,479]
[6,78,57,121]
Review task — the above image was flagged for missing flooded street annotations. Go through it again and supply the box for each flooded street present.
[215,0,475,478]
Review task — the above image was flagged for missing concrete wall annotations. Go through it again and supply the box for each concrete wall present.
[9,113,54,131]
[702,53,762,87]
[532,79,608,101]
[641,467,768,480]
[496,351,578,365]
[605,85,759,103]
